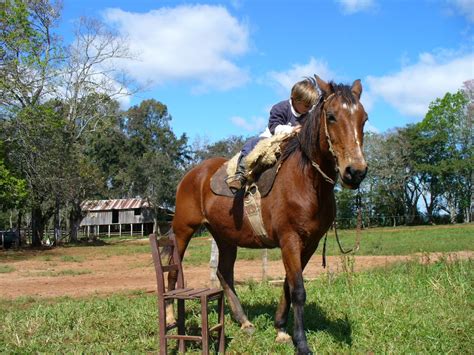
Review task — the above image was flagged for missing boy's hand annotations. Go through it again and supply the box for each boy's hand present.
[293,125,302,133]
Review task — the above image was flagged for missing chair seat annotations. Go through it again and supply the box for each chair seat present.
[164,287,223,301]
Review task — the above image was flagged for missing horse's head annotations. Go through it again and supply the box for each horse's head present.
[315,75,368,189]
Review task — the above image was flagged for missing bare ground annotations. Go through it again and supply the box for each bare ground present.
[0,246,472,299]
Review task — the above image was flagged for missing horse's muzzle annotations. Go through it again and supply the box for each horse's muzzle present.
[342,165,368,189]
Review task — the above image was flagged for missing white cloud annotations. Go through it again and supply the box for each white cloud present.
[336,0,376,14]
[448,0,474,22]
[103,5,250,92]
[267,57,335,93]
[366,51,474,117]
[230,116,266,132]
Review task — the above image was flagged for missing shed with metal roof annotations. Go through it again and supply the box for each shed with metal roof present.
[80,198,168,238]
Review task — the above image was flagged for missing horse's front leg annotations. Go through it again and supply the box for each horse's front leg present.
[274,278,292,343]
[275,243,319,347]
[280,240,312,355]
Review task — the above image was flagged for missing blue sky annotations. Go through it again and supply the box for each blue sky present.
[59,0,474,143]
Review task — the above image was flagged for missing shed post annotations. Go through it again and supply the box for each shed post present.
[108,225,111,238]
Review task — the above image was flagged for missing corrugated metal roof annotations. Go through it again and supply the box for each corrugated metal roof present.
[81,198,151,211]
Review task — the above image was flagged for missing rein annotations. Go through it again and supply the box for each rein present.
[322,189,363,268]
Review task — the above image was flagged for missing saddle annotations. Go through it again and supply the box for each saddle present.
[210,133,292,198]
[210,159,281,198]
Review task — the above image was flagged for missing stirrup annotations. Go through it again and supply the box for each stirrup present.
[226,174,247,194]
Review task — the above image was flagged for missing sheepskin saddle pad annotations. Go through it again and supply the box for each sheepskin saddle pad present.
[210,133,292,197]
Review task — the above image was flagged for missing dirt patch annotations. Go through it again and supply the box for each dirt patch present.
[0,248,472,299]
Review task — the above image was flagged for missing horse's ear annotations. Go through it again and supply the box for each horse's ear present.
[314,75,332,95]
[351,79,362,99]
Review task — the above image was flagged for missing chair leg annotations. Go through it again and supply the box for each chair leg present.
[201,295,209,355]
[158,301,167,355]
[217,295,225,353]
[177,299,186,353]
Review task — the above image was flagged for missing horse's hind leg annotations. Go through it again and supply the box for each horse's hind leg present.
[214,237,255,334]
[166,220,202,324]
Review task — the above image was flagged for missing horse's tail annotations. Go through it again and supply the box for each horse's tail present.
[161,227,176,264]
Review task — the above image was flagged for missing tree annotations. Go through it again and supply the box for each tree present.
[119,99,190,230]
[414,90,471,223]
[0,0,63,112]
[191,135,246,166]
[0,141,27,214]
[6,103,71,246]
[2,1,137,245]
[363,131,413,226]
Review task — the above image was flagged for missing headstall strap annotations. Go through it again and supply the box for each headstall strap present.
[311,92,339,185]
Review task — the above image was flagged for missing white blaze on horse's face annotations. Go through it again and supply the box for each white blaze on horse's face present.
[342,102,358,115]
[317,76,368,189]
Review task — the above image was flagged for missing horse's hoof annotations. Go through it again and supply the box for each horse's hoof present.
[165,304,176,325]
[275,331,292,343]
[240,321,256,335]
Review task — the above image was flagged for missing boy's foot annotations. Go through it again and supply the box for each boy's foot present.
[226,174,247,194]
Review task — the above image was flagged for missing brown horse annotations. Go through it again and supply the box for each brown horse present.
[168,75,368,354]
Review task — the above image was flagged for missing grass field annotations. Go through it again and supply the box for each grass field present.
[1,223,472,265]
[0,224,472,353]
[0,257,471,353]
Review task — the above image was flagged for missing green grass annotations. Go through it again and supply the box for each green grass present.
[0,265,15,273]
[0,257,471,353]
[60,255,85,263]
[0,224,472,265]
[182,224,474,264]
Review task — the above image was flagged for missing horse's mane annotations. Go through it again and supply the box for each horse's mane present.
[281,81,356,167]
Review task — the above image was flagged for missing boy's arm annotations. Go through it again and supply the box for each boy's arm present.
[268,104,292,135]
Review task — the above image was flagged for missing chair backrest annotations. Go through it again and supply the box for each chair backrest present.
[149,233,185,295]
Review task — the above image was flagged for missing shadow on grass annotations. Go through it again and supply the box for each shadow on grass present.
[242,300,352,346]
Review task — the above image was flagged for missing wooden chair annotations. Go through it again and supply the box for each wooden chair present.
[149,233,225,355]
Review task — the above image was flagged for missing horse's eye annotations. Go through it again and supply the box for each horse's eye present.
[327,113,337,123]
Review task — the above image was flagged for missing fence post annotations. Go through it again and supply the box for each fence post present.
[209,239,219,287]
[262,249,268,282]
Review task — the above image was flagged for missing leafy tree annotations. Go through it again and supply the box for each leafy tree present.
[119,99,190,229]
[6,103,71,246]
[413,90,471,223]
[0,0,62,112]
[0,141,27,213]
[191,135,246,166]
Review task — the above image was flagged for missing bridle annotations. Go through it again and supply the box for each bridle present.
[310,92,339,185]
[308,92,362,266]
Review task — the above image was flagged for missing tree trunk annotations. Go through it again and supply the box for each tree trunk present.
[448,198,457,224]
[17,210,22,245]
[53,198,60,246]
[31,206,43,247]
[68,201,83,243]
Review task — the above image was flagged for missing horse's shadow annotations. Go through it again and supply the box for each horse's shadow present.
[242,301,352,346]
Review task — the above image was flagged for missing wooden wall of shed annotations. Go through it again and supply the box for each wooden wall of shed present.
[80,209,154,226]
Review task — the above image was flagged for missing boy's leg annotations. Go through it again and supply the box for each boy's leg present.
[227,136,261,193]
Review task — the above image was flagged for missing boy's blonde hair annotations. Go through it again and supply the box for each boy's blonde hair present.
[291,78,318,106]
